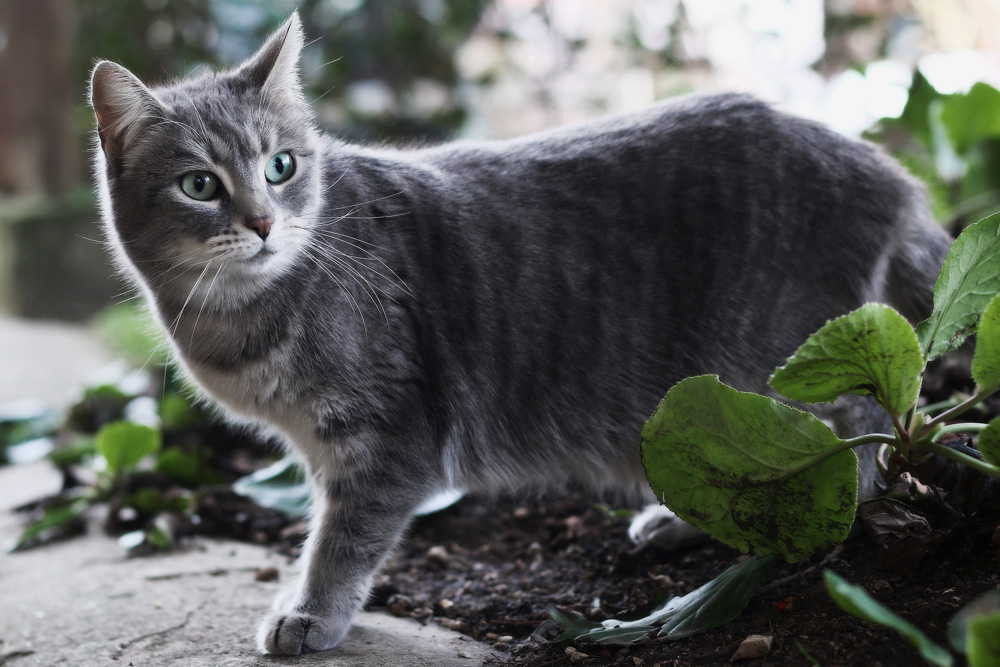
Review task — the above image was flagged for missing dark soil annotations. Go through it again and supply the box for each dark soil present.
[364,489,999,667]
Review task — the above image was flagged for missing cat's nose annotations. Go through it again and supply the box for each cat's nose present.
[246,216,273,240]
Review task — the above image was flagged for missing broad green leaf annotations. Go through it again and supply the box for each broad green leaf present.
[917,214,1000,361]
[233,457,310,516]
[541,556,776,644]
[972,292,1000,391]
[770,303,923,415]
[641,376,857,563]
[948,587,1000,655]
[940,83,1000,154]
[825,571,953,667]
[967,612,1000,667]
[979,418,1000,468]
[96,421,161,475]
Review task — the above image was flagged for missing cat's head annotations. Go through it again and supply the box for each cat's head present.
[90,13,320,308]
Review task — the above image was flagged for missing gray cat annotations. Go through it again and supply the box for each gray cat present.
[89,13,951,656]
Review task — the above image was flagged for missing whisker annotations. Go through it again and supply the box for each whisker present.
[307,235,412,296]
[322,169,350,193]
[301,247,368,337]
[326,191,404,211]
[168,260,213,340]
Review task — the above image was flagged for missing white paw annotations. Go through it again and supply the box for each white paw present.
[256,611,349,655]
[628,504,706,552]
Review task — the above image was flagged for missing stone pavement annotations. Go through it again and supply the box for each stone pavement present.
[0,317,499,666]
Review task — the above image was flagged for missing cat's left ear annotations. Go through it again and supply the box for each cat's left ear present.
[239,12,306,106]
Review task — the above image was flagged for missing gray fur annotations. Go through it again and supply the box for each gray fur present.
[89,13,951,656]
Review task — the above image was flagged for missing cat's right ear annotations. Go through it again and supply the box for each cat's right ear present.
[90,61,165,160]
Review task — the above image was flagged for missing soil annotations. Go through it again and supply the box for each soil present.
[367,490,1000,667]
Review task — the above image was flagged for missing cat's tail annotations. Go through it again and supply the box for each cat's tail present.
[884,202,952,325]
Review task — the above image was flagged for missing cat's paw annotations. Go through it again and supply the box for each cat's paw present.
[628,504,707,552]
[256,611,349,655]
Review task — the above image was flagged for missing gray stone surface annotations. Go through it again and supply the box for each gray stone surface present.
[0,315,115,410]
[0,317,499,666]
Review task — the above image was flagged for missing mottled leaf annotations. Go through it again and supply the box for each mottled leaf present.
[972,292,1000,391]
[770,303,923,415]
[917,214,1000,361]
[641,376,857,563]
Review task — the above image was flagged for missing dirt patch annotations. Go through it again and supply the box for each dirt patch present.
[368,490,1000,666]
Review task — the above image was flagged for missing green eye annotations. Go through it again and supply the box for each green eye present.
[265,152,295,184]
[180,171,219,201]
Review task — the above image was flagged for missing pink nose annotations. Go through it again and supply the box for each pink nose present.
[246,216,273,240]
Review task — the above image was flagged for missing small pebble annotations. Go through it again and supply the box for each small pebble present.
[254,566,279,582]
[427,545,449,566]
[730,634,773,662]
[565,646,588,663]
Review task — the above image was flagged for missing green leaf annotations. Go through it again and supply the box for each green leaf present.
[940,83,1000,154]
[896,70,947,147]
[825,571,953,667]
[641,375,857,563]
[541,556,776,645]
[9,498,90,552]
[972,292,1000,391]
[96,421,161,475]
[917,214,1000,361]
[967,612,1000,667]
[656,555,777,639]
[158,392,203,430]
[948,586,1000,655]
[49,436,97,468]
[155,448,224,487]
[233,457,310,516]
[979,419,1000,468]
[770,303,923,415]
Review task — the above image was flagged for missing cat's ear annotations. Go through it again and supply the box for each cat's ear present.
[90,61,166,159]
[239,12,307,106]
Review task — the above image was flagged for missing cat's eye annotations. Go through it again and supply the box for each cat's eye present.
[265,152,295,184]
[180,171,219,201]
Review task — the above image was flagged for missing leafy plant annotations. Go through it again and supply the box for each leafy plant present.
[871,75,1000,228]
[642,213,1000,564]
[826,572,1000,667]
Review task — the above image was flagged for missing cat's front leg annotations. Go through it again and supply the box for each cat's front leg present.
[256,487,413,655]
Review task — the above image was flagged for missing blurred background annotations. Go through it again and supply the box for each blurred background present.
[1,0,1000,406]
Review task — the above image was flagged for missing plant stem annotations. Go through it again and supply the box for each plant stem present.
[919,397,963,416]
[841,433,900,449]
[924,385,991,429]
[922,439,1000,479]
[933,422,988,437]
[755,434,898,481]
